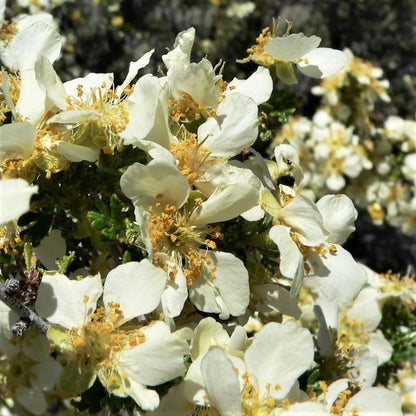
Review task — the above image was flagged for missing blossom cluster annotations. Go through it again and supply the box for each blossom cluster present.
[0,4,409,416]
[274,49,416,235]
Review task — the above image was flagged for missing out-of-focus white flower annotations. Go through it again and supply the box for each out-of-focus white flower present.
[0,303,62,415]
[35,261,189,411]
[226,1,255,18]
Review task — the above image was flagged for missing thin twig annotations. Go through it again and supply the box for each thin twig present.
[0,279,49,335]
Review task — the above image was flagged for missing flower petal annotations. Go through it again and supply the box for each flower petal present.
[227,66,273,105]
[316,194,357,244]
[345,387,402,415]
[120,160,190,209]
[36,272,102,329]
[264,33,321,62]
[279,195,329,246]
[0,178,38,225]
[0,121,37,159]
[309,245,367,304]
[103,260,167,324]
[189,252,250,319]
[117,321,188,386]
[245,321,314,400]
[198,93,258,157]
[201,347,242,416]
[298,47,348,79]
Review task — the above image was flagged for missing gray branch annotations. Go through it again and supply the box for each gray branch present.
[0,279,49,335]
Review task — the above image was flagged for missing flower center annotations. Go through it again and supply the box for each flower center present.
[61,79,130,153]
[148,203,222,287]
[169,134,216,185]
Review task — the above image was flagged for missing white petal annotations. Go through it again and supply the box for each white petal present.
[16,386,47,416]
[150,383,190,416]
[346,287,382,332]
[345,387,402,415]
[35,56,68,111]
[368,330,393,365]
[190,317,230,360]
[121,376,160,412]
[116,49,154,96]
[0,121,36,159]
[55,142,99,162]
[309,245,367,304]
[160,265,188,318]
[16,68,46,124]
[118,321,188,386]
[190,180,259,225]
[103,260,167,324]
[269,225,304,282]
[120,161,190,209]
[245,321,314,400]
[189,252,250,319]
[162,27,196,70]
[0,178,38,225]
[227,66,273,105]
[198,93,258,157]
[201,347,242,416]
[264,33,321,62]
[32,358,62,390]
[280,401,328,415]
[316,194,357,244]
[36,272,102,329]
[1,21,62,70]
[298,47,348,79]
[252,283,302,319]
[169,58,218,109]
[325,378,350,408]
[121,74,172,147]
[33,229,66,270]
[63,73,113,99]
[279,195,329,246]
[349,348,378,388]
[48,109,102,124]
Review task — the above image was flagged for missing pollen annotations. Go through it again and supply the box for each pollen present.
[169,135,216,185]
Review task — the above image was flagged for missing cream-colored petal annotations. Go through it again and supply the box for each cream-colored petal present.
[298,47,348,79]
[0,178,38,225]
[245,321,314,400]
[264,33,321,62]
[120,160,190,209]
[116,49,154,96]
[201,347,242,416]
[345,387,402,415]
[198,93,258,157]
[0,121,36,160]
[316,194,357,244]
[103,260,167,324]
[226,66,273,105]
[55,142,99,162]
[36,272,102,329]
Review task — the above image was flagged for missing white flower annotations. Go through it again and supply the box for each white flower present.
[35,260,189,411]
[155,320,314,415]
[263,33,348,84]
[120,160,254,319]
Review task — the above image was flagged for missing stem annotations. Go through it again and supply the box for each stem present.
[0,279,49,335]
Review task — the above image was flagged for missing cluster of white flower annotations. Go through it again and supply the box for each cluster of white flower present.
[274,49,416,235]
[0,4,406,416]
